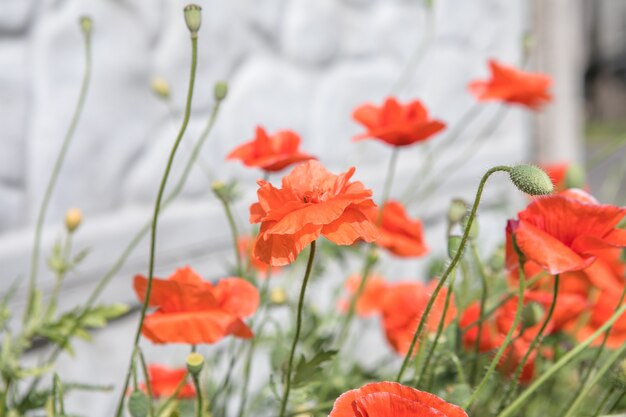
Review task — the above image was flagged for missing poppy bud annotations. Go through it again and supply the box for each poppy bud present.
[509,165,554,196]
[270,287,287,305]
[521,302,544,329]
[564,163,586,189]
[461,215,479,241]
[151,77,170,100]
[128,390,150,417]
[79,16,93,35]
[447,198,468,224]
[448,235,463,259]
[183,4,202,37]
[366,248,379,265]
[65,208,82,233]
[214,81,228,101]
[186,352,205,376]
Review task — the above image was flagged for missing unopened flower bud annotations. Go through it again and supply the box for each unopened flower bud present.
[186,352,204,375]
[366,248,379,265]
[214,81,228,101]
[79,16,93,35]
[564,164,586,190]
[183,4,202,37]
[448,199,468,224]
[270,287,287,305]
[521,302,544,329]
[65,208,82,233]
[509,165,554,196]
[461,215,479,241]
[448,235,463,259]
[151,77,170,100]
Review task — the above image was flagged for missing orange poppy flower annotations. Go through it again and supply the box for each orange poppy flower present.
[237,235,281,278]
[250,160,379,266]
[226,126,315,172]
[380,280,456,355]
[352,97,445,147]
[330,381,467,417]
[507,190,626,275]
[338,273,390,317]
[140,364,196,399]
[469,59,552,110]
[133,267,259,344]
[372,200,428,257]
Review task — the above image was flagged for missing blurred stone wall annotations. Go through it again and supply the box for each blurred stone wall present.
[1,0,531,414]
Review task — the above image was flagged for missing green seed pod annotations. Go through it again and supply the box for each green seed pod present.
[564,163,586,189]
[128,390,150,417]
[448,235,463,259]
[448,198,468,224]
[186,352,205,376]
[509,165,554,196]
[214,81,228,101]
[183,4,202,37]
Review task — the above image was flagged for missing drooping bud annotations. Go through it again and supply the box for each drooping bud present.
[214,81,228,101]
[447,235,463,259]
[128,390,150,417]
[270,287,287,305]
[183,4,202,37]
[186,352,205,376]
[65,208,82,233]
[509,165,554,196]
[564,163,586,189]
[151,77,170,100]
[366,248,379,266]
[447,198,468,224]
[461,215,479,241]
[521,302,544,330]
[79,16,93,36]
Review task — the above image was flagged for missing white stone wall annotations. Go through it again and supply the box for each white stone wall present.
[1,0,532,415]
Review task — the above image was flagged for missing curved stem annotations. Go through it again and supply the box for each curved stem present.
[462,258,527,409]
[395,165,511,382]
[278,241,317,417]
[113,35,198,417]
[496,302,626,417]
[24,25,92,324]
[469,241,488,384]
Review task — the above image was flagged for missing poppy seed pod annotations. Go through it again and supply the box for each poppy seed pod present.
[186,352,204,375]
[79,16,92,35]
[183,4,202,37]
[447,199,468,224]
[509,165,554,196]
[65,208,82,233]
[447,235,463,259]
[564,163,586,190]
[214,81,228,101]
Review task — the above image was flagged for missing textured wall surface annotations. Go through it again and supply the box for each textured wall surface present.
[1,0,531,414]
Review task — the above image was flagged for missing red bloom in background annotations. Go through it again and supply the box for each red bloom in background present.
[250,160,379,266]
[469,60,552,110]
[330,381,468,417]
[227,126,315,172]
[380,280,456,355]
[352,97,445,147]
[373,200,429,257]
[141,365,195,399]
[540,163,587,193]
[133,267,259,344]
[238,236,281,278]
[338,273,390,317]
[507,190,626,275]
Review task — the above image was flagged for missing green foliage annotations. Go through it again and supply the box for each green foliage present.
[292,350,338,387]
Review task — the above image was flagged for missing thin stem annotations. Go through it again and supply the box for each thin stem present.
[462,258,527,409]
[592,388,615,417]
[609,390,626,413]
[469,241,488,384]
[45,234,73,318]
[137,347,154,417]
[113,35,198,417]
[496,302,626,417]
[380,148,399,207]
[192,374,203,417]
[54,374,65,415]
[498,274,560,410]
[278,241,317,417]
[217,195,243,276]
[155,374,189,416]
[24,24,92,324]
[395,165,511,382]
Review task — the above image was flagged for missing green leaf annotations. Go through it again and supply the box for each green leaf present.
[292,350,337,387]
[128,390,150,417]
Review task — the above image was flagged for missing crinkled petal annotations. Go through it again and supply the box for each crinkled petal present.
[214,278,260,317]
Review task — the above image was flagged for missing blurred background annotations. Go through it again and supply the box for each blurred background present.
[0,0,624,414]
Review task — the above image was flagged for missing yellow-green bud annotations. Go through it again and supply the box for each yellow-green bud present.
[509,165,554,196]
[447,235,463,259]
[65,208,82,233]
[214,81,228,101]
[366,248,379,265]
[151,77,170,100]
[565,164,586,189]
[183,4,202,37]
[521,302,544,329]
[186,352,204,375]
[448,199,468,224]
[79,16,93,35]
[270,287,287,305]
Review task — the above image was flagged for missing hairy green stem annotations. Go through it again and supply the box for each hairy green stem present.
[113,35,198,417]
[395,165,511,382]
[469,241,489,384]
[217,195,243,276]
[278,241,317,417]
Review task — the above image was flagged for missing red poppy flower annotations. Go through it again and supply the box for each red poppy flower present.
[352,97,445,147]
[238,235,281,278]
[469,60,552,110]
[226,126,315,172]
[372,200,428,257]
[380,280,456,355]
[140,365,196,399]
[330,381,467,417]
[574,286,626,348]
[133,267,259,344]
[338,273,390,317]
[250,160,379,266]
[507,190,626,275]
